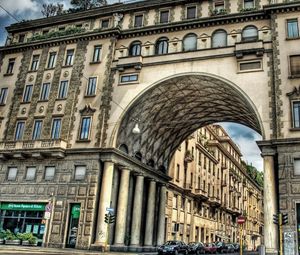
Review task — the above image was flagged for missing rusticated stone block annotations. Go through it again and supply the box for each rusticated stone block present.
[84,225,91,235]
[89,187,96,196]
[87,199,94,209]
[279,183,287,194]
[57,187,66,195]
[86,213,93,222]
[37,187,45,194]
[54,212,62,221]
[60,174,71,183]
[291,184,300,194]
[68,186,76,195]
[78,187,87,196]
[279,199,287,210]
[52,225,60,234]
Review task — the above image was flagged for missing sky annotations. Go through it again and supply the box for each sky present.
[0,0,263,171]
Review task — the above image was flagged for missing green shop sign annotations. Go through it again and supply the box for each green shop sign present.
[71,204,81,219]
[0,202,46,211]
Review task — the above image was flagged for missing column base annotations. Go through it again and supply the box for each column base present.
[90,243,106,251]
[110,244,129,252]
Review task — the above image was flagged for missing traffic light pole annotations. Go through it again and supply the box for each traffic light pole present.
[240,224,243,255]
[279,213,283,255]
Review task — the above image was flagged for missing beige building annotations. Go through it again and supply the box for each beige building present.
[0,0,300,254]
[166,125,263,250]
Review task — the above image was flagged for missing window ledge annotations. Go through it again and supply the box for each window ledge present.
[84,95,96,98]
[0,104,6,107]
[288,75,300,79]
[20,101,31,104]
[3,73,13,77]
[55,98,67,101]
[62,65,73,68]
[286,37,300,41]
[290,128,300,131]
[118,82,139,86]
[45,67,55,71]
[38,100,49,103]
[76,139,91,143]
[89,61,101,65]
[27,70,38,73]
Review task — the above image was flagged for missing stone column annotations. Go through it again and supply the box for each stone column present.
[95,161,115,245]
[263,154,278,255]
[144,179,156,246]
[114,167,131,245]
[157,184,167,245]
[130,174,144,246]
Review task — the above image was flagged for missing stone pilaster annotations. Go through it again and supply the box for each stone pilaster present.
[157,184,167,245]
[144,179,156,246]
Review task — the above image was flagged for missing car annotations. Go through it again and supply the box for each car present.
[225,244,235,253]
[204,243,217,254]
[215,242,227,253]
[158,240,189,255]
[232,243,240,252]
[188,242,205,254]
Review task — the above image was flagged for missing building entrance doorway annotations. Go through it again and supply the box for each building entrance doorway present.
[66,204,81,248]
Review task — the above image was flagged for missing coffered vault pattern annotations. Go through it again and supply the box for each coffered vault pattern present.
[116,74,262,169]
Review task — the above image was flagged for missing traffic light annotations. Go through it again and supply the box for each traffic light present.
[282,213,288,225]
[104,213,110,223]
[104,213,115,224]
[273,214,279,225]
[109,214,115,224]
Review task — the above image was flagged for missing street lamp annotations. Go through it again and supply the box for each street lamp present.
[132,123,141,134]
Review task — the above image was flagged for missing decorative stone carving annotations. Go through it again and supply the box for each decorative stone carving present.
[21,107,26,114]
[28,75,34,82]
[113,13,124,27]
[63,71,69,77]
[287,86,300,99]
[39,106,44,113]
[57,104,63,112]
[46,73,51,80]
[80,104,96,116]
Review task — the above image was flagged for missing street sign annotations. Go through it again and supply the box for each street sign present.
[45,203,52,213]
[106,207,114,213]
[237,216,246,224]
[44,211,51,220]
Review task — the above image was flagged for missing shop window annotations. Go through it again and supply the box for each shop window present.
[32,120,43,140]
[75,165,86,180]
[51,118,61,139]
[65,49,74,66]
[30,55,40,71]
[26,167,36,181]
[15,121,25,141]
[186,6,196,19]
[155,37,169,55]
[160,10,169,23]
[242,26,258,42]
[212,29,227,48]
[47,52,57,69]
[129,41,142,56]
[86,77,97,96]
[290,55,300,76]
[40,83,51,101]
[183,33,197,51]
[287,19,299,39]
[7,167,18,181]
[134,14,143,27]
[92,45,101,62]
[45,166,55,180]
[58,80,68,99]
[79,116,91,140]
[120,74,139,83]
[6,58,15,74]
[0,88,8,105]
[23,85,33,103]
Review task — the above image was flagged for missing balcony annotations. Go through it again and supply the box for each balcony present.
[0,139,67,159]
[208,196,221,207]
[234,40,264,58]
[183,182,193,192]
[116,56,143,71]
[194,188,209,201]
[184,150,194,163]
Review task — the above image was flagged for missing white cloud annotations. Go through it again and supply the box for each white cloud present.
[0,0,39,18]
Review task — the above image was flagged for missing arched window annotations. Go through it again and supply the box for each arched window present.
[119,144,129,154]
[183,33,197,51]
[212,30,227,48]
[242,26,258,42]
[155,37,169,55]
[129,41,141,56]
[134,151,142,161]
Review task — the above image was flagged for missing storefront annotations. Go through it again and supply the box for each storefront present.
[0,202,46,245]
[66,203,81,248]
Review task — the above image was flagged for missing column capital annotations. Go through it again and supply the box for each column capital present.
[118,165,131,171]
[132,171,144,177]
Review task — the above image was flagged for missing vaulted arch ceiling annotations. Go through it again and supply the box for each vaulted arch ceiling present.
[116,74,262,169]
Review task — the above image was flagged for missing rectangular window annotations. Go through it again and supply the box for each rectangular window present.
[239,61,262,71]
[0,88,8,105]
[290,55,300,76]
[244,0,254,8]
[26,167,36,181]
[86,77,97,96]
[92,46,101,62]
[120,74,138,83]
[65,49,74,66]
[23,84,33,102]
[19,34,25,43]
[79,117,91,140]
[215,0,225,11]
[173,195,178,208]
[75,165,86,180]
[58,80,68,99]
[134,14,143,27]
[45,166,55,180]
[293,101,300,128]
[176,164,180,180]
[47,52,57,68]
[40,83,51,101]
[287,19,299,38]
[32,120,43,140]
[186,6,196,19]
[160,10,169,23]
[30,55,40,71]
[101,19,109,28]
[15,121,25,140]
[51,118,61,139]
[7,167,17,181]
[6,58,15,74]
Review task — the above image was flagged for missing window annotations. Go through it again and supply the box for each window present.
[51,118,61,139]
[65,49,74,66]
[47,52,57,68]
[290,55,300,76]
[92,45,101,62]
[40,83,51,101]
[212,30,227,47]
[244,0,254,8]
[101,19,109,28]
[242,26,258,42]
[186,6,196,19]
[23,85,33,102]
[58,81,68,99]
[43,30,49,35]
[155,37,169,55]
[129,41,142,56]
[173,195,178,208]
[6,58,15,74]
[160,10,169,23]
[32,120,43,140]
[19,34,25,43]
[79,117,91,140]
[45,166,55,180]
[134,14,143,27]
[120,74,138,83]
[86,77,97,96]
[215,0,225,11]
[15,121,25,140]
[0,88,8,105]
[26,167,36,181]
[30,55,40,71]
[293,101,300,128]
[176,164,180,180]
[239,60,262,71]
[7,167,17,181]
[183,34,197,51]
[75,165,86,180]
[287,19,299,38]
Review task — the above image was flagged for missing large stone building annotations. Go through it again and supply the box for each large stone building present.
[0,0,300,254]
[166,125,263,251]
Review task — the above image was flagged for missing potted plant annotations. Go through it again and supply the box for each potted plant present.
[16,233,37,246]
[0,230,6,244]
[4,230,20,245]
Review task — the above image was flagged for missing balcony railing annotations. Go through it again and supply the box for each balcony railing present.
[183,182,192,191]
[184,150,194,163]
[194,188,209,201]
